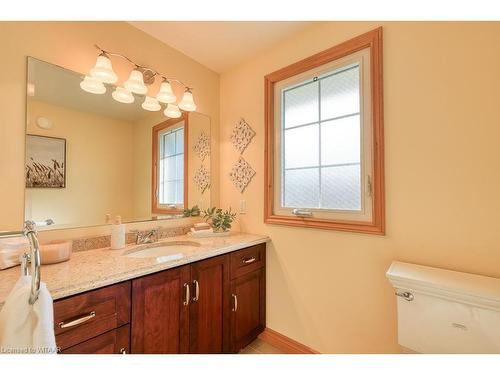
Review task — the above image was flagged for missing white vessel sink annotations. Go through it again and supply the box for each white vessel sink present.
[124,241,201,261]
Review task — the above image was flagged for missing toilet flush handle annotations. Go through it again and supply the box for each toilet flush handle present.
[395,291,414,301]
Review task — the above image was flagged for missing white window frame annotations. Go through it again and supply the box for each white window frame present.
[273,48,373,223]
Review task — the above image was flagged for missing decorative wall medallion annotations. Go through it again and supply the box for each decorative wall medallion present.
[230,118,255,154]
[194,165,210,193]
[193,131,210,161]
[229,156,256,193]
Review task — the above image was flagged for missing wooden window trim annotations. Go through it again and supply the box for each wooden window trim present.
[151,112,189,215]
[264,27,385,235]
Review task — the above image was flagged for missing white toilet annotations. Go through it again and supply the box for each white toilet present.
[386,261,500,353]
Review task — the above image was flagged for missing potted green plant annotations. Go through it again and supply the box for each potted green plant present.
[202,207,237,233]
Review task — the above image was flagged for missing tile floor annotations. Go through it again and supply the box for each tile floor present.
[239,338,284,354]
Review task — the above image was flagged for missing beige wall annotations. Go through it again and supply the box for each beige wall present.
[220,22,500,353]
[0,21,219,235]
[26,100,135,227]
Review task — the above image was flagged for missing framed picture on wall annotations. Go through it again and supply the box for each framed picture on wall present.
[25,134,66,188]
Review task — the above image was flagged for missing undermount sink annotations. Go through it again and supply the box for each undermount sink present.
[124,241,201,260]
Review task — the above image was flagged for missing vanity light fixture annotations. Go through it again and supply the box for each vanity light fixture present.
[164,104,182,118]
[81,45,197,118]
[156,79,176,104]
[142,96,161,111]
[80,75,106,94]
[112,86,135,104]
[124,69,148,95]
[90,53,118,84]
[178,88,197,111]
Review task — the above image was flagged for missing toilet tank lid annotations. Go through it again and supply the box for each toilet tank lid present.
[386,261,500,308]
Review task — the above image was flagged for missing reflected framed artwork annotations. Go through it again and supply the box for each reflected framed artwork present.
[25,134,66,188]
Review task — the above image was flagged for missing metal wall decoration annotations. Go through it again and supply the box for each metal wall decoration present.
[193,131,210,161]
[230,118,255,154]
[194,165,210,194]
[229,156,256,193]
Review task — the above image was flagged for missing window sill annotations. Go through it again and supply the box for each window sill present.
[264,214,385,235]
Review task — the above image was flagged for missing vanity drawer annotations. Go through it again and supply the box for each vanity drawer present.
[54,281,131,350]
[230,244,266,279]
[61,324,130,354]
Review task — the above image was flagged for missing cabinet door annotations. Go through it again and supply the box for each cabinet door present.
[189,254,230,353]
[61,324,130,354]
[230,268,265,352]
[131,266,191,353]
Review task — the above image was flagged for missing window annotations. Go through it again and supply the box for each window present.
[152,114,188,214]
[264,28,384,234]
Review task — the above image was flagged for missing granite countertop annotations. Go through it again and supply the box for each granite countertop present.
[0,232,269,308]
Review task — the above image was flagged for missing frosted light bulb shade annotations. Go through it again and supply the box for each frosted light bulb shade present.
[156,81,176,104]
[90,55,118,84]
[80,75,106,94]
[164,104,181,118]
[112,87,134,104]
[178,90,197,111]
[124,69,148,95]
[142,96,161,111]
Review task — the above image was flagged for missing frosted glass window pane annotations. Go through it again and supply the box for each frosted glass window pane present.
[284,81,318,128]
[284,124,319,169]
[321,66,360,119]
[321,115,360,165]
[176,127,184,154]
[321,165,361,210]
[176,181,184,204]
[284,168,319,208]
[159,181,175,204]
[175,155,184,180]
[163,132,176,156]
[163,156,176,181]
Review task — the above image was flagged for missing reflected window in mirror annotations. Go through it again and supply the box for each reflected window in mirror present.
[152,113,188,214]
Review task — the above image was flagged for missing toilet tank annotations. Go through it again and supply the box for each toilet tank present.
[386,261,500,353]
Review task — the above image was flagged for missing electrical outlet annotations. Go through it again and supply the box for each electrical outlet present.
[239,200,246,214]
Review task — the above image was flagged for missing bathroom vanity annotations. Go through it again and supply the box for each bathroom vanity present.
[0,233,268,354]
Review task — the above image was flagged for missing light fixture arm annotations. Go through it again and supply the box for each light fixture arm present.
[93,44,190,89]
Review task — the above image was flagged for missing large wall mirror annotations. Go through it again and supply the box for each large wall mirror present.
[25,57,211,230]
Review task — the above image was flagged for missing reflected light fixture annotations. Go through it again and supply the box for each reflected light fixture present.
[164,104,181,118]
[142,96,161,111]
[112,87,134,104]
[80,75,106,94]
[178,88,197,111]
[81,45,198,117]
[90,53,118,84]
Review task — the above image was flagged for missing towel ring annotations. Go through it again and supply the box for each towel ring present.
[0,220,41,304]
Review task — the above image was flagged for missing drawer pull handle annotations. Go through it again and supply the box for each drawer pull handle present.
[183,283,190,306]
[232,294,238,312]
[58,311,96,329]
[242,257,256,264]
[192,280,200,302]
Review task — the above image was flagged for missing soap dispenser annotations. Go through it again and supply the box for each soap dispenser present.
[110,215,125,250]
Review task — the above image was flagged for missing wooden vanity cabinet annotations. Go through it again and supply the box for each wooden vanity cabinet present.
[54,243,266,354]
[229,244,266,353]
[189,254,230,353]
[131,265,191,353]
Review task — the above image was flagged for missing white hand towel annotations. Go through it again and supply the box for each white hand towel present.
[0,276,57,354]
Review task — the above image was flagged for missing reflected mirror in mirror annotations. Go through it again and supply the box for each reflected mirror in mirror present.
[25,57,211,230]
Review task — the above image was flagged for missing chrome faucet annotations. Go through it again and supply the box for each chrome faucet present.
[135,229,159,245]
